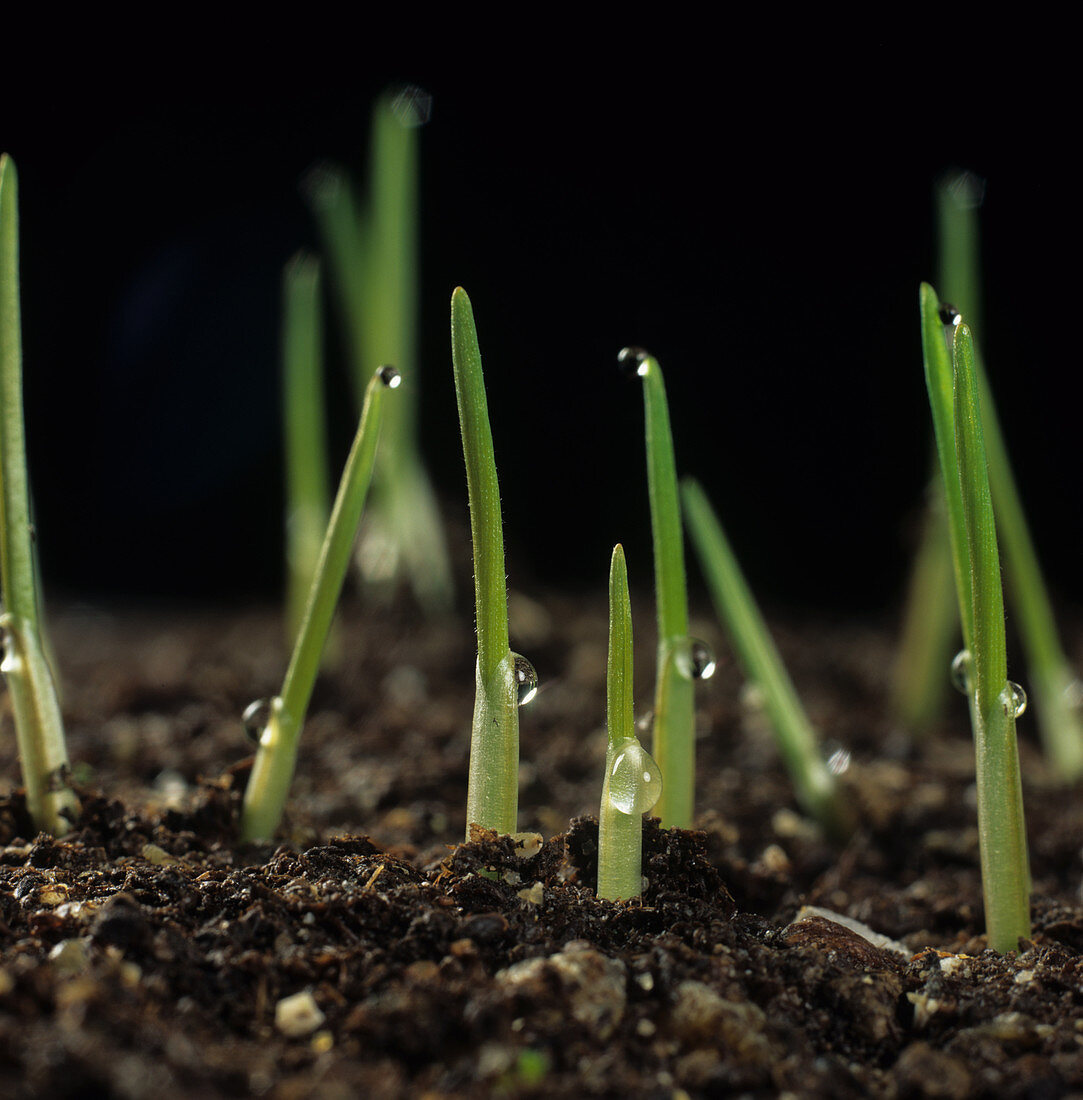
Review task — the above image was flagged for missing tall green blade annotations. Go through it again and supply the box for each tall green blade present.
[951,325,1029,952]
[241,366,397,841]
[623,348,696,828]
[681,478,848,837]
[452,288,523,837]
[282,253,330,641]
[0,154,78,834]
[304,90,453,612]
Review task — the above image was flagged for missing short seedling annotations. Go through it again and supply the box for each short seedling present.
[621,347,714,828]
[921,283,1029,951]
[681,478,850,839]
[451,288,536,839]
[0,154,79,835]
[240,365,400,842]
[597,545,662,901]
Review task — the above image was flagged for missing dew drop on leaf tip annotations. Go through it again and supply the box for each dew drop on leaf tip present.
[617,346,651,378]
[377,365,402,389]
[938,302,962,327]
[607,739,663,815]
[512,654,538,707]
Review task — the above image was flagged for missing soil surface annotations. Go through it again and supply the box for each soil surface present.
[3,592,1083,1097]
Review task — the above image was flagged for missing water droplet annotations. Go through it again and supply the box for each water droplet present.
[951,649,972,694]
[823,742,852,776]
[512,654,538,706]
[388,84,433,127]
[938,302,962,327]
[674,637,717,681]
[0,622,21,676]
[1000,681,1027,719]
[617,346,651,378]
[607,739,663,815]
[377,364,402,388]
[242,698,273,743]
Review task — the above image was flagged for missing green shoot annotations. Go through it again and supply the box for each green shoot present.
[240,365,399,842]
[282,253,330,641]
[597,545,661,901]
[621,347,710,829]
[892,171,980,734]
[971,343,1083,780]
[0,154,78,835]
[451,288,535,838]
[922,287,1029,951]
[681,478,850,838]
[890,490,957,733]
[305,89,453,613]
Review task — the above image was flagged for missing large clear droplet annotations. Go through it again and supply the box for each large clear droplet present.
[1000,681,1027,719]
[607,739,663,815]
[512,654,538,706]
[674,637,717,681]
[950,649,972,694]
[938,302,962,327]
[377,364,402,389]
[617,346,651,378]
[0,625,19,675]
[242,698,273,743]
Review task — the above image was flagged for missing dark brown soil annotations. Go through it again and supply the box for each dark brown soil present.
[3,594,1083,1097]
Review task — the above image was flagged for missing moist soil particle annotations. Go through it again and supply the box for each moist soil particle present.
[3,596,1083,1097]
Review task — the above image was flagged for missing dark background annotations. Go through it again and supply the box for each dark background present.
[3,50,1077,618]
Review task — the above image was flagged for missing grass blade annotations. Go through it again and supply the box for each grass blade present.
[282,253,330,641]
[304,91,453,612]
[0,154,78,834]
[240,366,399,841]
[452,288,527,838]
[974,355,1083,779]
[920,284,975,648]
[598,545,660,900]
[681,478,848,837]
[621,347,696,828]
[951,324,1030,951]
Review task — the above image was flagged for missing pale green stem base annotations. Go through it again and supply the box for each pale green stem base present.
[2,615,78,834]
[651,638,694,828]
[465,653,519,838]
[597,742,642,901]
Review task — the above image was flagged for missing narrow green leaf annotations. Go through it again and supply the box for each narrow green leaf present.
[451,288,519,838]
[952,324,1030,952]
[920,283,975,649]
[681,478,848,837]
[0,153,78,834]
[241,366,397,841]
[282,253,330,641]
[623,348,694,828]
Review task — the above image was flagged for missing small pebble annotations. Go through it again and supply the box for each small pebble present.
[275,991,325,1037]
